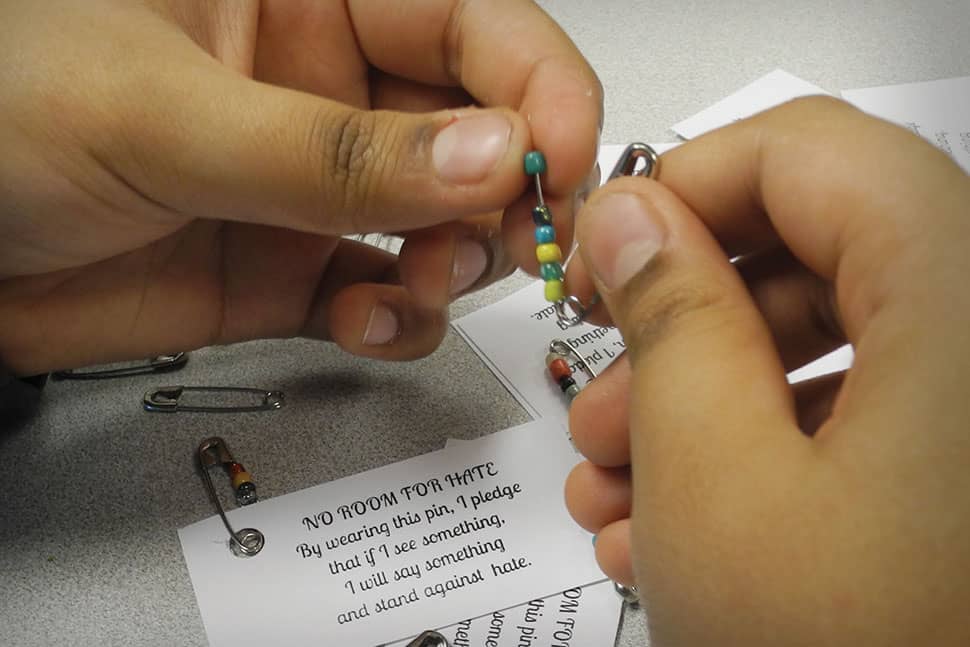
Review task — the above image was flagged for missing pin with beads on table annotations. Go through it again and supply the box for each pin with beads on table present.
[525,143,661,328]
[198,437,264,557]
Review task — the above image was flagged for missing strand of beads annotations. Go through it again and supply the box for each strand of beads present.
[546,346,581,401]
[524,151,565,303]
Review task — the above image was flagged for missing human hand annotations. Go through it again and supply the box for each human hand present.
[0,0,600,375]
[564,97,970,645]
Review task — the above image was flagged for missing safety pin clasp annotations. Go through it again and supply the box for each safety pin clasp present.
[52,353,188,380]
[143,386,284,413]
[198,437,264,558]
[608,142,661,181]
[549,338,598,383]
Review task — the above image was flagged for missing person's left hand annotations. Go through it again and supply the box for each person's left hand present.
[0,0,601,375]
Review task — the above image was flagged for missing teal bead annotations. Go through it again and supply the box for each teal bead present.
[531,205,553,226]
[539,262,563,281]
[535,225,555,244]
[523,151,547,176]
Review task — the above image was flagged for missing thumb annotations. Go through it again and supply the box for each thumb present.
[574,176,810,499]
[102,63,531,235]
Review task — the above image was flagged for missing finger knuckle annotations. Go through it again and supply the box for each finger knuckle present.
[619,262,729,364]
[310,108,384,229]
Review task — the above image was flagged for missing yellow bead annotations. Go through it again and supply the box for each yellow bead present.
[536,243,562,264]
[544,280,564,302]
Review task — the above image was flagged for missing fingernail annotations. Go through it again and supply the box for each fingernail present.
[362,303,399,345]
[432,112,511,184]
[450,239,489,295]
[583,193,665,291]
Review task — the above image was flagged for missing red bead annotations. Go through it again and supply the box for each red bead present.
[549,358,572,381]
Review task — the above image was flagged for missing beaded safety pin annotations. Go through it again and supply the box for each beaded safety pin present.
[545,338,597,403]
[198,437,264,558]
[525,143,661,328]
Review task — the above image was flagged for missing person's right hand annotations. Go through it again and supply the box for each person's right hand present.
[0,1,600,375]
[564,97,970,645]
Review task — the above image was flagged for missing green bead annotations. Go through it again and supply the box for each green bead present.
[540,262,563,281]
[524,151,547,176]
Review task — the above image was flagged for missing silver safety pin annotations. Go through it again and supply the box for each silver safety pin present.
[198,437,264,558]
[552,142,661,328]
[52,353,188,380]
[549,338,598,382]
[143,386,284,413]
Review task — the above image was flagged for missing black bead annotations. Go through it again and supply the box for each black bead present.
[558,376,577,392]
[531,205,553,226]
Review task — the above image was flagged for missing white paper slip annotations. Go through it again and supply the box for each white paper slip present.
[453,280,623,429]
[179,419,603,647]
[671,69,830,140]
[385,581,622,647]
[842,76,970,173]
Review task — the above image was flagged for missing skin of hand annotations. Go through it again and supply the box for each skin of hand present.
[563,97,970,646]
[0,0,601,375]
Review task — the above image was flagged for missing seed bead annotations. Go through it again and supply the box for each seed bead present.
[536,243,563,264]
[524,150,547,176]
[544,279,564,302]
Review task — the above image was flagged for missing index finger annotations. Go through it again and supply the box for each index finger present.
[347,0,602,195]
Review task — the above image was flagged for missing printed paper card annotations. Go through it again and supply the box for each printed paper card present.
[178,419,604,646]
[385,581,622,647]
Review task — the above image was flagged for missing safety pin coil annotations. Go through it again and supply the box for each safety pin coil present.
[53,353,188,380]
[198,437,264,558]
[144,386,284,413]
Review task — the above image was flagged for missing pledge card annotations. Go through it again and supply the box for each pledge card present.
[384,581,622,647]
[178,419,604,647]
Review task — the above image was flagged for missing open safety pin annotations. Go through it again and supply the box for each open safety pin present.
[198,437,264,558]
[143,386,284,413]
[52,353,188,380]
[551,142,661,328]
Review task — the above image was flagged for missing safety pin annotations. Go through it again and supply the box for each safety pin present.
[52,353,188,380]
[143,386,284,413]
[198,437,264,558]
[404,631,450,647]
[553,142,661,328]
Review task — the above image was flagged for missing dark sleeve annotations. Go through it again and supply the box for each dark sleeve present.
[0,365,47,422]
